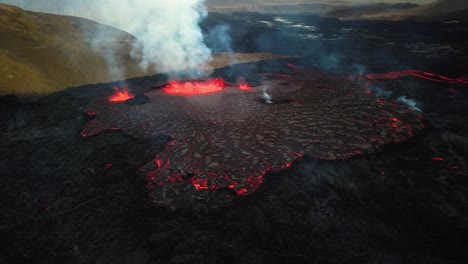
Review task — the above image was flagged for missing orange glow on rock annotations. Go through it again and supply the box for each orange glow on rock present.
[191,176,209,190]
[365,70,468,85]
[109,87,134,102]
[235,188,248,195]
[239,83,252,90]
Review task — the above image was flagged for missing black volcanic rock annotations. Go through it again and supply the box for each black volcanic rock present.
[2,11,468,264]
[0,94,19,118]
[125,93,150,105]
[387,3,419,9]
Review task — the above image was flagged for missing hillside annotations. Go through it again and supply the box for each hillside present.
[205,0,468,21]
[205,1,420,15]
[0,4,290,95]
[0,4,151,94]
[326,3,418,18]
[354,0,468,20]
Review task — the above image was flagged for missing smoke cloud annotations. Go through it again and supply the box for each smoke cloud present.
[206,23,239,77]
[2,0,213,78]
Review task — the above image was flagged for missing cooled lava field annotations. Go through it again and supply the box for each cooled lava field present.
[1,12,468,264]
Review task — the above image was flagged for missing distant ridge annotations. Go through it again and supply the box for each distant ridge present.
[205,0,468,21]
[351,0,468,21]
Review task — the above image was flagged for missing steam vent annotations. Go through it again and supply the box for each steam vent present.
[81,69,425,206]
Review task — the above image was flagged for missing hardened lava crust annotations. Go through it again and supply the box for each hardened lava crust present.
[81,75,425,206]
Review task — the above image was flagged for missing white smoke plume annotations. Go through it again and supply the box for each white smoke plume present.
[1,0,213,78]
[398,96,422,112]
[207,23,239,77]
[262,86,272,104]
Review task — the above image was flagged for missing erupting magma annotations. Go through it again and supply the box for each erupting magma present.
[163,78,251,96]
[81,67,432,206]
[108,87,134,102]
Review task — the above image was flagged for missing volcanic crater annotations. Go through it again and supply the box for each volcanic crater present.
[81,68,425,206]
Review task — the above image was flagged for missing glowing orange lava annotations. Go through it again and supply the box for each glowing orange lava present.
[163,78,253,96]
[365,70,468,85]
[109,87,134,102]
[239,82,252,90]
[163,78,226,96]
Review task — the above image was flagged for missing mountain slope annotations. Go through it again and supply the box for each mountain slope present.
[0,4,150,94]
[0,4,290,95]
[356,0,468,20]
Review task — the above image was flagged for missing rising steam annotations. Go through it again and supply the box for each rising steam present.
[262,87,273,104]
[3,0,212,78]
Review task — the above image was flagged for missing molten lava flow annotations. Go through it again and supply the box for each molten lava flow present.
[239,82,252,90]
[365,70,468,86]
[163,78,225,96]
[109,87,134,102]
[163,78,254,95]
[191,176,209,190]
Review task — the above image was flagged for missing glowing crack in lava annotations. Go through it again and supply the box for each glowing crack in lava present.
[281,63,467,86]
[365,70,468,85]
[81,73,425,206]
[108,87,134,102]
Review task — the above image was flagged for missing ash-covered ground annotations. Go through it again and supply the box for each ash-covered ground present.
[1,13,468,264]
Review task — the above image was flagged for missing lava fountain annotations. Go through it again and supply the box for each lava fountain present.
[108,87,134,102]
[163,78,226,96]
[163,78,252,96]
